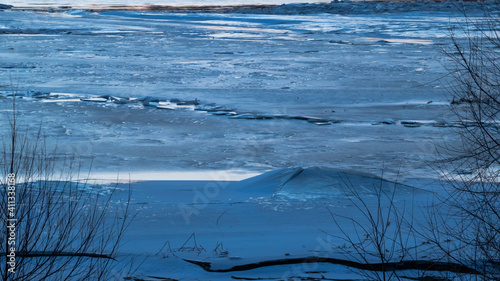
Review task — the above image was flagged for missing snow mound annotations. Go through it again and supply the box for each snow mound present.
[236,167,416,199]
[236,166,304,196]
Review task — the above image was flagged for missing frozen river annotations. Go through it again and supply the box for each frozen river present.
[0,3,488,183]
[1,4,498,280]
[4,0,329,9]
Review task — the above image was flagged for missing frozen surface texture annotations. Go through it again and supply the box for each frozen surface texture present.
[110,167,435,280]
[0,2,496,279]
[0,6,480,183]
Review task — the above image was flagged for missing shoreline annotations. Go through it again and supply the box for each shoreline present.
[9,4,278,12]
[4,0,492,12]
[86,169,262,183]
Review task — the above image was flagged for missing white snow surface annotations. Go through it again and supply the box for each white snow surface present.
[110,167,436,280]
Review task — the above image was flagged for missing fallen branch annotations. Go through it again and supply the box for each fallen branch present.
[184,256,479,274]
[231,276,357,280]
[18,251,114,260]
[231,277,279,280]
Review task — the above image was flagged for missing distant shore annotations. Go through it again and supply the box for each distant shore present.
[4,0,492,12]
[8,4,277,12]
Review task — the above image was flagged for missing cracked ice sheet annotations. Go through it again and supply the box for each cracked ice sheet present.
[0,10,475,184]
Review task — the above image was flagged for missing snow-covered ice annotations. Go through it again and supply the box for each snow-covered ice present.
[109,166,436,280]
[0,5,478,183]
[0,2,496,279]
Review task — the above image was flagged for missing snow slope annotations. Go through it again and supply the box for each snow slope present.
[112,167,435,280]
